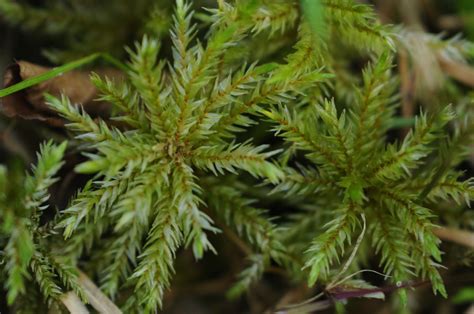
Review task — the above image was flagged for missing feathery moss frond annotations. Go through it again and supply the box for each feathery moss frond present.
[321,0,395,52]
[206,179,292,297]
[129,194,181,311]
[265,54,467,299]
[2,0,473,311]
[369,106,455,181]
[305,201,361,285]
[44,0,331,309]
[0,141,84,305]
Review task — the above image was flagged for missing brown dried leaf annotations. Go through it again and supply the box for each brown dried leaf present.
[1,60,123,126]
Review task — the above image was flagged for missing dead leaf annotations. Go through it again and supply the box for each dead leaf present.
[1,60,123,126]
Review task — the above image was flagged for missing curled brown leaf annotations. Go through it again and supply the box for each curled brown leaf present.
[1,60,123,126]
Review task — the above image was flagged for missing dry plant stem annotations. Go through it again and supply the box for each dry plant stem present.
[277,292,325,311]
[433,226,474,249]
[466,304,474,314]
[272,285,312,310]
[274,215,368,313]
[59,271,122,314]
[77,271,122,314]
[438,57,474,88]
[60,292,89,314]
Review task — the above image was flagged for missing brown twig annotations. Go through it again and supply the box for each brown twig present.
[77,271,122,314]
[60,292,89,314]
[60,271,122,314]
[266,285,313,314]
[466,304,474,314]
[433,226,474,249]
[438,57,474,88]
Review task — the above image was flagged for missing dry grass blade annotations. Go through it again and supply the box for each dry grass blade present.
[78,271,122,314]
[438,57,474,88]
[60,292,90,314]
[434,226,474,249]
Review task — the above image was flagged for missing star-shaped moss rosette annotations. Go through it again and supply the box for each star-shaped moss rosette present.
[46,0,328,310]
[262,53,474,302]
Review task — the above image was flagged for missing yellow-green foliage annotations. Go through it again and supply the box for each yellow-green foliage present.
[1,0,473,312]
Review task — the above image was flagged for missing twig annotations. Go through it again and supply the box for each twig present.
[438,57,474,88]
[60,292,89,314]
[77,271,122,314]
[433,226,474,249]
[272,285,312,310]
[277,292,325,311]
[272,215,368,314]
[466,303,474,314]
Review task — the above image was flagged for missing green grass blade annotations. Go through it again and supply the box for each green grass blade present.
[0,53,129,98]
